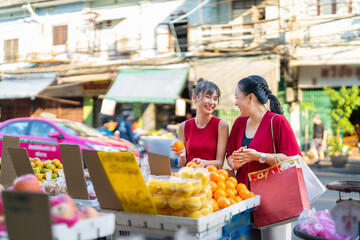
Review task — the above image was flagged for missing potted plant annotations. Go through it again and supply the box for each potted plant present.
[324,86,360,168]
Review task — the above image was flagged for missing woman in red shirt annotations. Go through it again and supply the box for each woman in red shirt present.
[172,79,229,168]
[226,75,301,240]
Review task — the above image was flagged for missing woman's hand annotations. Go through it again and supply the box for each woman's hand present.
[227,156,245,170]
[170,146,186,158]
[231,147,260,165]
[192,158,207,168]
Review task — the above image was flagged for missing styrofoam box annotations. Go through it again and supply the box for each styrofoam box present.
[104,195,260,234]
[0,213,115,240]
[52,213,115,240]
[72,199,100,209]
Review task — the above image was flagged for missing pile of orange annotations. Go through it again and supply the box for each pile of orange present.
[206,165,255,211]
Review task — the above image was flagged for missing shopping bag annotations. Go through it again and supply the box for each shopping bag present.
[288,155,326,202]
[250,165,310,228]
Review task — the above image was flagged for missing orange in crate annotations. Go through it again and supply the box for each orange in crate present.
[213,189,227,201]
[210,198,219,212]
[229,198,236,205]
[227,177,238,186]
[218,173,226,182]
[206,165,217,172]
[225,181,236,190]
[218,169,229,180]
[209,171,220,182]
[217,181,226,191]
[217,197,231,209]
[225,189,235,199]
[236,183,248,193]
[173,140,184,152]
[239,189,255,200]
[235,196,243,203]
[209,181,217,192]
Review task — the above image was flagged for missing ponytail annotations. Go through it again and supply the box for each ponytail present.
[269,94,283,115]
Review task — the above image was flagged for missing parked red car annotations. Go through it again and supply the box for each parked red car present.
[0,117,139,161]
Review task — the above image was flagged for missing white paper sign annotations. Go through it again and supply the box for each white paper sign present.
[101,98,117,116]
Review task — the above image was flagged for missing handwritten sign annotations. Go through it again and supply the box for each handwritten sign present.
[97,152,158,215]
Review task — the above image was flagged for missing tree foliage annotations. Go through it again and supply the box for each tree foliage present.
[324,85,360,136]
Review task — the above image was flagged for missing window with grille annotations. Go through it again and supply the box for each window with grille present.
[4,39,18,63]
[53,25,68,46]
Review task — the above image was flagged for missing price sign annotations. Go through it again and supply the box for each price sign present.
[97,152,158,215]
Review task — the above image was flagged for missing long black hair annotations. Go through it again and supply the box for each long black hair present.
[237,75,283,114]
[193,78,221,102]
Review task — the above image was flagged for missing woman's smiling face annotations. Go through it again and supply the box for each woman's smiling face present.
[235,87,250,115]
[194,90,219,114]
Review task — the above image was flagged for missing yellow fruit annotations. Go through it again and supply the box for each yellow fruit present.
[57,164,63,169]
[32,157,41,163]
[184,196,202,211]
[52,159,61,167]
[152,195,168,209]
[30,162,35,168]
[192,180,203,194]
[40,179,46,183]
[170,209,187,217]
[52,173,58,179]
[35,161,43,168]
[200,204,213,216]
[43,160,52,168]
[147,179,162,194]
[186,211,203,218]
[35,166,44,173]
[161,181,176,195]
[178,167,193,179]
[168,196,185,210]
[44,169,52,174]
[199,194,207,207]
[54,169,61,175]
[46,164,56,171]
[35,173,43,181]
[193,168,210,185]
[175,182,194,197]
[203,186,213,200]
[33,168,40,174]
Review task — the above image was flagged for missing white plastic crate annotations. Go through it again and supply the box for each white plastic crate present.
[104,195,260,235]
[52,213,115,240]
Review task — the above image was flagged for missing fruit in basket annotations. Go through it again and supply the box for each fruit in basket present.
[175,182,194,196]
[168,196,185,210]
[217,181,226,191]
[147,179,162,194]
[225,181,236,190]
[13,174,40,192]
[238,189,255,200]
[209,171,220,182]
[236,183,248,193]
[193,168,210,185]
[153,195,168,209]
[202,186,212,200]
[178,167,193,179]
[43,160,52,168]
[30,162,35,168]
[51,203,78,227]
[192,180,203,194]
[186,161,200,168]
[31,157,41,163]
[35,160,43,168]
[52,159,61,167]
[209,181,217,192]
[170,208,187,217]
[77,206,99,219]
[210,198,219,212]
[33,167,40,174]
[161,181,176,195]
[235,196,243,203]
[217,197,231,209]
[200,203,213,216]
[58,164,63,169]
[218,169,229,180]
[206,165,217,172]
[56,194,78,213]
[225,189,235,199]
[47,164,56,172]
[186,210,203,218]
[173,140,184,152]
[227,177,238,186]
[213,189,227,201]
[184,196,202,211]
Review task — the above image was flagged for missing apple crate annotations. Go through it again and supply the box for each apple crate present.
[105,195,259,237]
[52,213,115,240]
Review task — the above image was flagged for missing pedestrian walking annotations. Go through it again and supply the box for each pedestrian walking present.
[226,75,301,240]
[171,78,229,169]
[113,111,134,143]
[309,113,327,165]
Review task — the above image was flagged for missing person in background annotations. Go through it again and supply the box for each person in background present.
[113,111,134,143]
[310,113,327,165]
[171,78,229,169]
[226,75,301,240]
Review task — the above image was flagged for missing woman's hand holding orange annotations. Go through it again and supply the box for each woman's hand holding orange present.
[171,140,186,158]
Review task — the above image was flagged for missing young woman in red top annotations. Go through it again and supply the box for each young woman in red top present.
[226,75,301,240]
[172,79,229,168]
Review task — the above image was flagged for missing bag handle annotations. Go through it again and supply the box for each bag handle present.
[271,115,281,165]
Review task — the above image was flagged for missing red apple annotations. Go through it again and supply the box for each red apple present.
[56,194,77,212]
[51,203,78,227]
[13,174,40,192]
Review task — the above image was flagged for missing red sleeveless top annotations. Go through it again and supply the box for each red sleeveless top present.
[184,116,221,162]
